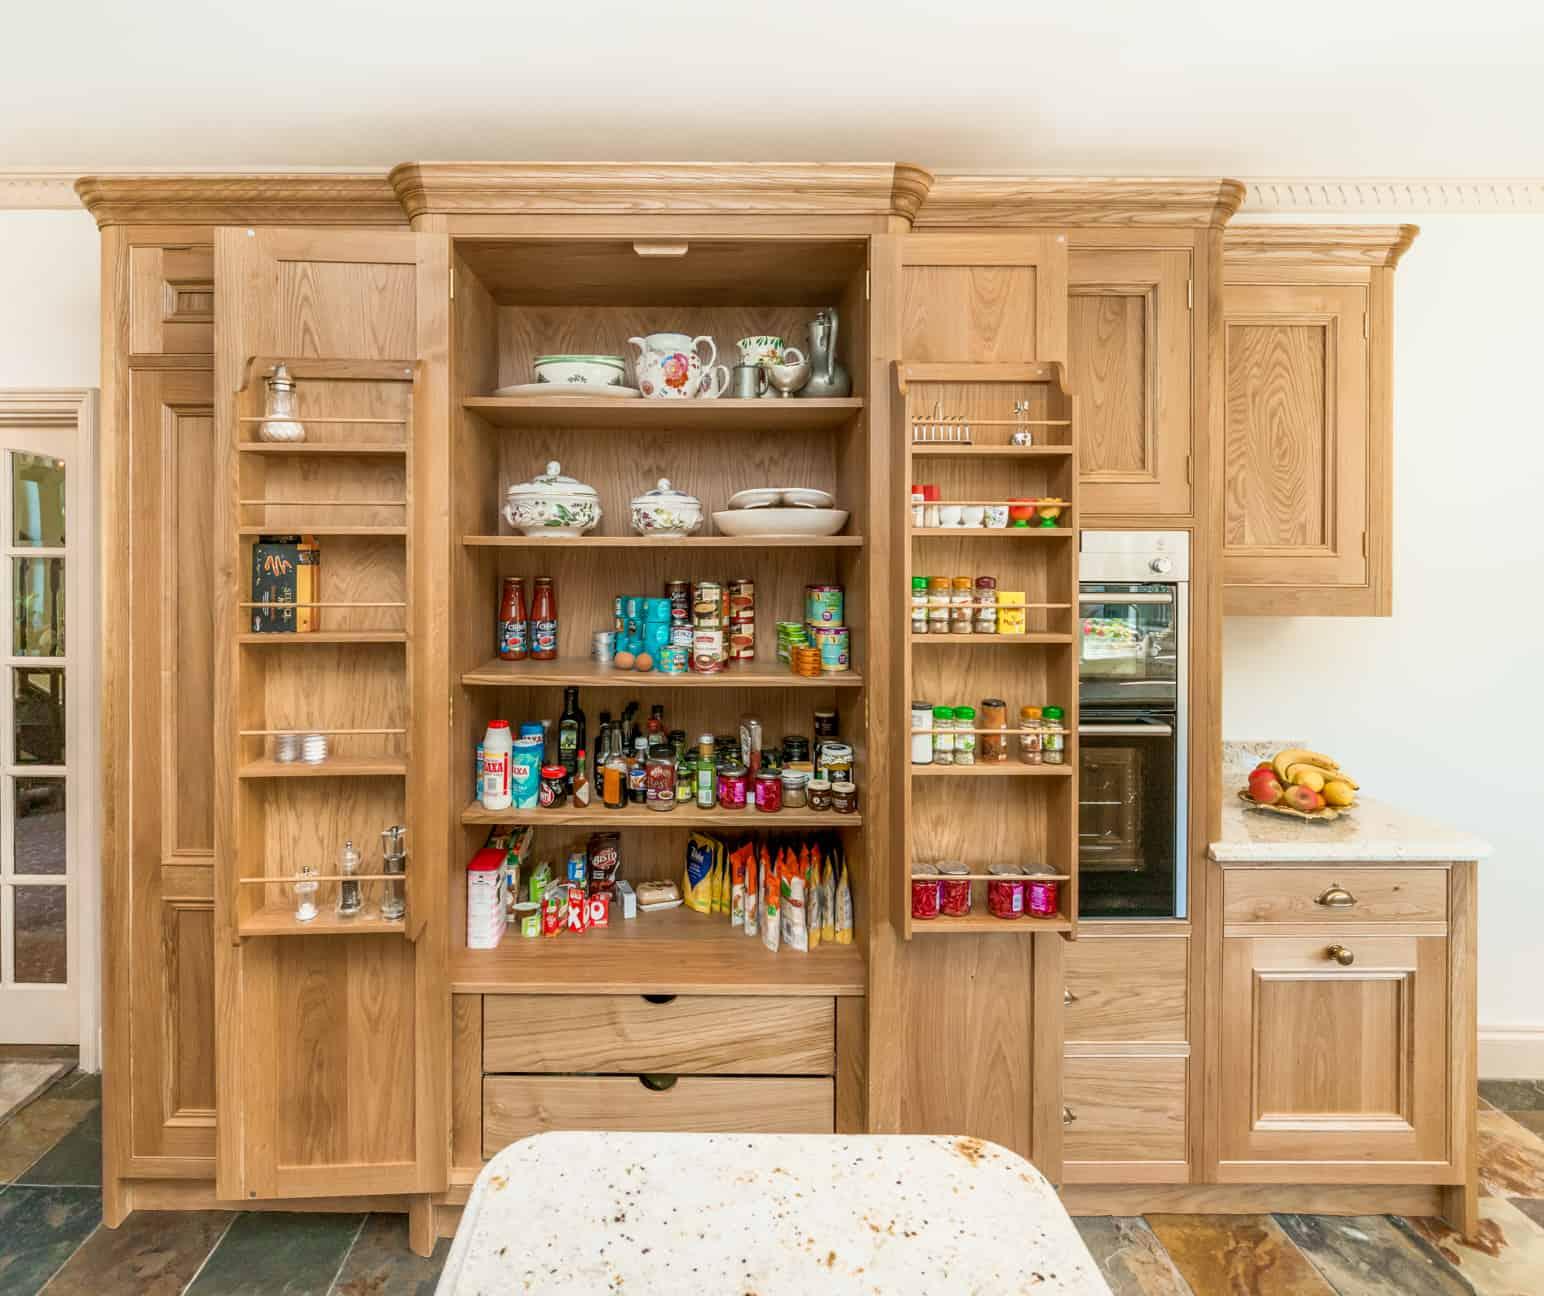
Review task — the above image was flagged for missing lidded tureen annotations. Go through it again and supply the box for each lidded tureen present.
[503,461,602,537]
[629,478,704,538]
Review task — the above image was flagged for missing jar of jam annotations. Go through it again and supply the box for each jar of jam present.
[1026,871,1060,919]
[831,781,858,813]
[753,770,783,813]
[781,769,809,808]
[807,778,833,812]
[717,761,749,810]
[911,863,941,921]
[987,864,1026,919]
[813,709,839,739]
[539,765,568,808]
[645,757,676,812]
[938,862,972,917]
[782,734,811,765]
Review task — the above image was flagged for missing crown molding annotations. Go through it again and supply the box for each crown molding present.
[914,177,1246,228]
[1224,223,1419,268]
[71,173,403,227]
[389,162,934,224]
[1241,178,1544,213]
[0,171,88,210]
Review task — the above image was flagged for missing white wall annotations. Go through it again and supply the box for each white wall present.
[0,211,99,386]
[1224,214,1544,1069]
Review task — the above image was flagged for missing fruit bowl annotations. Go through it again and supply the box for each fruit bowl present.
[1237,790,1351,822]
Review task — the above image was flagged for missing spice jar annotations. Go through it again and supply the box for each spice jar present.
[973,577,997,635]
[717,761,749,810]
[950,576,974,634]
[932,706,955,765]
[1042,706,1066,765]
[754,770,783,813]
[953,706,977,766]
[1018,706,1043,765]
[539,765,569,808]
[645,757,676,812]
[781,769,809,808]
[987,864,1026,919]
[926,577,951,635]
[808,778,833,812]
[831,781,858,813]
[911,863,941,921]
[910,700,934,765]
[979,698,1008,762]
[910,577,929,634]
[938,862,972,917]
[1026,871,1060,919]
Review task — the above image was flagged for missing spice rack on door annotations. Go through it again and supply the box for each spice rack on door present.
[897,362,1080,938]
[226,357,419,940]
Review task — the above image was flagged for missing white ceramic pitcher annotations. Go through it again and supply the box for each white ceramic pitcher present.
[628,332,728,399]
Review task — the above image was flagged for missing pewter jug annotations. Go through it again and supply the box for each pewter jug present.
[796,309,851,398]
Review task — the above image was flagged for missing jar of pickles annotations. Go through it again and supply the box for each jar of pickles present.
[1042,706,1066,765]
[987,864,1026,919]
[953,706,976,765]
[717,761,749,809]
[1018,706,1043,765]
[931,706,955,764]
[938,862,972,916]
[911,863,941,921]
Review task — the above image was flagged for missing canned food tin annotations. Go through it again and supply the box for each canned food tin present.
[666,580,691,624]
[645,757,676,811]
[812,625,850,673]
[691,628,725,673]
[658,644,689,675]
[1026,873,1060,918]
[593,630,616,663]
[805,584,844,627]
[692,581,723,626]
[728,579,755,617]
[513,901,540,938]
[728,624,756,660]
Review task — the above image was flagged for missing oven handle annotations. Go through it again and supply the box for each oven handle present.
[1078,592,1175,605]
[1078,721,1174,737]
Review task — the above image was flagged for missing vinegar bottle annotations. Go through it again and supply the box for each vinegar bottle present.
[530,577,558,660]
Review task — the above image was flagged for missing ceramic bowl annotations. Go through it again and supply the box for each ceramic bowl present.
[726,488,783,510]
[532,355,628,388]
[712,507,849,538]
[503,460,603,537]
[630,478,704,538]
[779,487,835,509]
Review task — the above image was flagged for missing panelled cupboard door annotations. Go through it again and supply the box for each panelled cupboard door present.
[1069,248,1192,517]
[213,227,449,1202]
[1218,933,1451,1181]
[1222,283,1373,611]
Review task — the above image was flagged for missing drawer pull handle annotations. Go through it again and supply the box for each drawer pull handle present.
[642,994,678,1005]
[1327,944,1355,967]
[639,1074,678,1092]
[1315,884,1358,908]
[1062,1106,1076,1126]
[1064,987,1078,1005]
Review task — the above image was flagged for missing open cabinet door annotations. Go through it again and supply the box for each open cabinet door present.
[869,232,1076,1174]
[212,228,450,1201]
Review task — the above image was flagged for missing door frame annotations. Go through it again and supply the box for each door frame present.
[0,390,99,1067]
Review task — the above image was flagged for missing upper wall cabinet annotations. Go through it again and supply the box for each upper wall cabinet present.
[1222,226,1416,616]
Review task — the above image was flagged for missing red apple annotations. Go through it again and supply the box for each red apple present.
[1283,784,1323,813]
[1247,769,1284,805]
[1255,761,1275,772]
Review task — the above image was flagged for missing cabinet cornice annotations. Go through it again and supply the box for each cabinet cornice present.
[1224,224,1420,268]
[73,173,405,228]
[914,176,1246,228]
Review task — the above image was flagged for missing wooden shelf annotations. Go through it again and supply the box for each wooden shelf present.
[910,763,1072,777]
[910,872,1071,882]
[464,534,863,550]
[238,525,407,538]
[909,445,1073,458]
[461,801,860,828]
[465,396,864,431]
[238,756,408,779]
[237,443,406,456]
[910,527,1073,539]
[910,633,1073,645]
[910,913,1072,934]
[462,658,863,689]
[449,903,864,996]
[240,903,406,938]
[238,631,407,645]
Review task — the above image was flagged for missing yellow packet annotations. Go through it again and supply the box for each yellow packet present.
[683,832,718,915]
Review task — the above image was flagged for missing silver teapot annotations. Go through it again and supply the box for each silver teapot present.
[795,308,852,398]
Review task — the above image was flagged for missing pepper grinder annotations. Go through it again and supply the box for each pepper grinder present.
[336,838,363,918]
[379,824,406,922]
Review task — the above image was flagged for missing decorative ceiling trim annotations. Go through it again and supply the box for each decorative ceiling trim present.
[1241,178,1544,213]
[914,177,1247,227]
[1224,224,1420,267]
[0,172,87,210]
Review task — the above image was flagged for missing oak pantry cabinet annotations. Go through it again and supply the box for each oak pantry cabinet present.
[79,165,1452,1255]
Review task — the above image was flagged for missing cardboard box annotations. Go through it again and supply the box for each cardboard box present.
[251,534,320,633]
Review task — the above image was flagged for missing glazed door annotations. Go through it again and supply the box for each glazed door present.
[1218,933,1451,1180]
[1069,248,1192,517]
[213,227,449,1200]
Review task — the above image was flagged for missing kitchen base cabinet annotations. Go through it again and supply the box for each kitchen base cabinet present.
[1062,1056,1189,1184]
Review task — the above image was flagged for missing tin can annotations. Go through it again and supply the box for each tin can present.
[812,625,850,673]
[911,863,941,921]
[692,581,723,627]
[1027,873,1060,918]
[613,595,625,633]
[776,621,808,662]
[753,770,782,813]
[727,622,756,661]
[804,584,844,627]
[666,580,691,624]
[691,627,725,674]
[645,757,676,812]
[658,644,689,675]
[717,761,749,810]
[514,901,540,938]
[987,865,1025,919]
[593,630,616,663]
[728,578,755,615]
[669,623,693,648]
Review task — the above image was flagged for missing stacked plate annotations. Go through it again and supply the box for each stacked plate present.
[715,488,847,538]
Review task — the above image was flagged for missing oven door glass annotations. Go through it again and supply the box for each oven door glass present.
[1079,584,1177,708]
[1078,713,1178,918]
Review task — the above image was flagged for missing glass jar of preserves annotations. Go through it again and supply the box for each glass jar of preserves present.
[807,778,833,812]
[781,769,809,808]
[753,770,783,813]
[938,862,972,917]
[539,765,569,808]
[1018,706,1043,765]
[831,781,858,813]
[1042,706,1066,765]
[1026,871,1060,918]
[911,863,941,921]
[953,706,976,766]
[717,761,749,810]
[932,707,955,765]
[987,864,1026,919]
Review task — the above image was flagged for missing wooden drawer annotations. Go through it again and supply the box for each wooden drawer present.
[1064,937,1187,1043]
[483,1075,833,1157]
[129,245,214,354]
[483,994,835,1076]
[1063,1056,1187,1165]
[1223,867,1446,925]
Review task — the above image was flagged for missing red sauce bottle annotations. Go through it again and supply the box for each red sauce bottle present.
[497,576,527,661]
[530,577,558,660]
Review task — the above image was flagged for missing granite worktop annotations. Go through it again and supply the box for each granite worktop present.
[1210,741,1492,864]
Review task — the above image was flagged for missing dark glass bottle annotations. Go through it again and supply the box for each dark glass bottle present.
[558,686,585,787]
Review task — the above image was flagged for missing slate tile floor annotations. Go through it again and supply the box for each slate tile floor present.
[6,1067,1544,1294]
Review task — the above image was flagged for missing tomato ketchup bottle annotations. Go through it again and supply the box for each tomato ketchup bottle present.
[497,576,527,661]
[530,577,558,660]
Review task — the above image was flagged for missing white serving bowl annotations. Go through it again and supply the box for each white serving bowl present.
[532,355,628,388]
[712,507,849,538]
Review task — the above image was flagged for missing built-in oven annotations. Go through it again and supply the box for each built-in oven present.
[1077,532,1188,919]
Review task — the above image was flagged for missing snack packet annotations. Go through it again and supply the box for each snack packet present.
[781,847,808,953]
[712,847,728,916]
[761,846,781,952]
[803,845,821,949]
[729,843,753,929]
[835,853,853,944]
[683,833,719,915]
[587,832,621,897]
[821,850,837,944]
[744,845,761,938]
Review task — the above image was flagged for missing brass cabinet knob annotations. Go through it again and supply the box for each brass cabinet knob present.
[1063,987,1078,1005]
[1062,1106,1076,1125]
[1327,944,1355,967]
[1315,883,1358,908]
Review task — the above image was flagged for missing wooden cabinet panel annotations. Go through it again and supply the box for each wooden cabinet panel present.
[130,245,214,354]
[1219,933,1450,1176]
[484,995,835,1076]
[1223,867,1447,926]
[1070,248,1191,516]
[1064,936,1187,1044]
[482,1076,834,1157]
[1063,1056,1187,1173]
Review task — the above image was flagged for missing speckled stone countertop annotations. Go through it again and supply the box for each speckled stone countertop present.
[438,1131,1111,1294]
[1211,741,1492,863]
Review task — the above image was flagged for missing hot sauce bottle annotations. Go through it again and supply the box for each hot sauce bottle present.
[530,577,558,660]
[497,576,527,661]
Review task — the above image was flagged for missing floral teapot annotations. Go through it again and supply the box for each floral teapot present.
[628,332,728,399]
